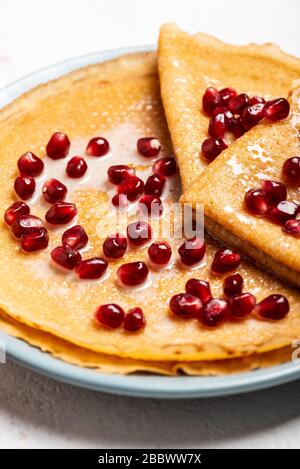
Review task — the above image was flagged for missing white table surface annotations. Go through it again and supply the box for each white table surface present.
[0,0,300,449]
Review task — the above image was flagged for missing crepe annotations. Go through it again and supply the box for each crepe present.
[0,51,300,367]
[158,23,300,192]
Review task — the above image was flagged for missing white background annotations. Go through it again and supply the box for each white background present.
[0,0,300,449]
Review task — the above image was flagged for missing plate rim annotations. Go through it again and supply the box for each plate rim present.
[0,45,300,399]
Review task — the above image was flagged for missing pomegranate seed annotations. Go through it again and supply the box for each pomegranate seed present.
[202,298,229,327]
[202,87,221,115]
[117,175,144,201]
[127,221,152,246]
[46,132,70,159]
[261,180,287,206]
[21,227,49,252]
[212,106,227,116]
[267,200,299,225]
[75,257,107,279]
[144,173,166,196]
[66,156,87,178]
[255,294,289,320]
[178,237,206,266]
[86,137,109,157]
[17,152,44,176]
[124,307,146,332]
[223,273,244,297]
[201,137,227,162]
[228,93,250,114]
[42,178,67,204]
[228,292,256,318]
[208,112,226,138]
[169,293,203,318]
[148,241,172,265]
[111,194,128,207]
[244,188,268,216]
[241,103,265,130]
[62,225,88,250]
[185,278,212,305]
[103,233,127,259]
[232,116,246,138]
[51,245,81,269]
[12,215,43,238]
[14,175,35,200]
[45,201,77,225]
[137,137,161,157]
[264,98,290,121]
[152,157,177,177]
[250,96,266,106]
[107,165,135,185]
[211,248,241,275]
[94,304,125,328]
[4,201,30,225]
[117,261,148,286]
[139,195,163,217]
[282,157,300,185]
[283,219,300,237]
[220,87,237,107]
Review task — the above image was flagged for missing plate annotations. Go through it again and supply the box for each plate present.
[1,46,300,398]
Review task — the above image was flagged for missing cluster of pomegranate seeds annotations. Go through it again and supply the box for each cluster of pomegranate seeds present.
[75,257,107,279]
[117,261,149,286]
[51,245,82,269]
[46,132,70,159]
[62,225,88,250]
[137,137,161,157]
[201,86,290,162]
[18,152,44,177]
[86,137,109,157]
[127,221,152,246]
[95,304,146,332]
[14,175,36,200]
[211,248,241,275]
[66,156,87,178]
[178,237,206,266]
[148,241,172,265]
[103,233,128,259]
[42,178,67,203]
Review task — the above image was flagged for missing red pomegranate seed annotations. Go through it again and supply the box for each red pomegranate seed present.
[139,195,163,217]
[244,188,268,216]
[208,112,227,138]
[250,96,266,106]
[261,180,287,206]
[46,132,70,159]
[17,152,44,176]
[75,257,107,279]
[169,293,203,318]
[42,178,67,204]
[144,173,166,196]
[202,298,229,327]
[66,156,87,178]
[223,273,244,297]
[137,137,161,157]
[51,245,81,269]
[94,304,125,329]
[127,221,152,246]
[228,93,250,114]
[267,200,299,225]
[283,219,300,237]
[178,237,206,266]
[228,292,256,318]
[220,87,237,107]
[45,201,77,225]
[185,278,212,305]
[124,307,146,332]
[255,294,289,320]
[202,87,221,115]
[12,215,43,238]
[111,194,128,207]
[201,137,227,162]
[117,261,148,286]
[117,175,144,201]
[232,116,246,138]
[14,175,35,200]
[21,227,49,252]
[4,201,30,225]
[152,157,177,177]
[148,241,172,265]
[264,98,290,121]
[282,157,300,185]
[211,248,241,275]
[62,225,88,250]
[241,103,265,130]
[103,233,127,259]
[107,165,135,185]
[86,137,109,157]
